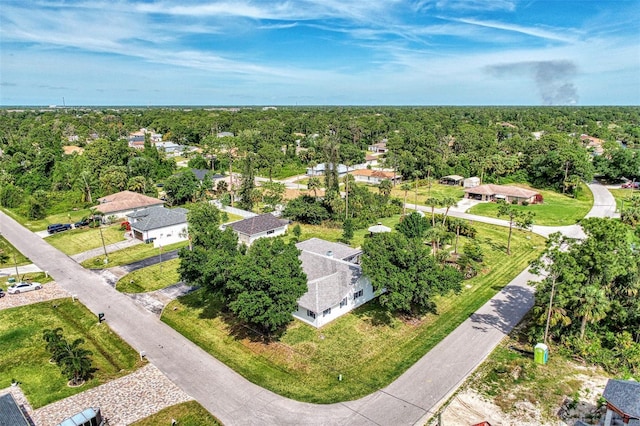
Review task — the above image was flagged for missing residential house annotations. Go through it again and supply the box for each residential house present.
[191,169,226,186]
[463,176,481,188]
[224,213,288,245]
[602,379,640,426]
[464,184,542,204]
[581,134,605,155]
[306,163,349,177]
[93,191,164,221]
[351,169,401,185]
[127,206,188,248]
[217,131,234,138]
[368,140,388,153]
[154,141,184,157]
[440,175,464,186]
[293,238,375,328]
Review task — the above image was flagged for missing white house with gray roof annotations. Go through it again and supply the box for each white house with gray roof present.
[293,238,376,328]
[127,206,188,248]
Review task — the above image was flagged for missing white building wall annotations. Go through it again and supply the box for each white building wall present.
[140,223,188,248]
[246,226,288,245]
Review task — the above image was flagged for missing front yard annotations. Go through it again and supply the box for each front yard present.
[46,224,126,255]
[0,299,143,408]
[162,222,545,403]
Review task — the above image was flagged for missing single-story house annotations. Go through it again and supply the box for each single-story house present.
[365,154,379,166]
[191,169,226,185]
[368,141,388,153]
[602,379,640,426]
[224,213,288,245]
[581,134,605,155]
[293,238,375,328]
[306,163,349,177]
[440,175,464,186]
[154,141,184,157]
[463,176,481,188]
[0,393,30,426]
[127,206,188,248]
[94,191,165,221]
[351,169,401,185]
[464,184,542,205]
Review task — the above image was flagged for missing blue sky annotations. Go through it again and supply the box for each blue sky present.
[1,0,639,105]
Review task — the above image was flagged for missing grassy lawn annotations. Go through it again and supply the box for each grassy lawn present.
[468,184,593,226]
[389,181,466,205]
[0,299,143,408]
[609,188,639,212]
[0,236,30,268]
[116,259,181,293]
[162,222,545,403]
[81,240,189,269]
[1,207,92,232]
[131,401,221,426]
[46,225,126,255]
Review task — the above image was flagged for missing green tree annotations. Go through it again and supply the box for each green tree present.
[400,183,412,216]
[341,218,354,243]
[188,154,209,170]
[497,201,534,255]
[226,238,307,335]
[164,170,199,206]
[378,179,393,198]
[396,211,428,240]
[361,232,462,315]
[307,177,321,200]
[58,338,94,386]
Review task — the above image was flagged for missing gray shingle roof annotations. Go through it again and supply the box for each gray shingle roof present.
[127,206,187,232]
[0,393,30,426]
[226,213,288,236]
[297,250,362,313]
[295,238,361,261]
[603,379,640,419]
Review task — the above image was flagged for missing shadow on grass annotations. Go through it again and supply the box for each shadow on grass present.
[351,299,397,327]
[482,236,508,253]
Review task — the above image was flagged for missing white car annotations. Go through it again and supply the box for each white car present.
[7,282,43,294]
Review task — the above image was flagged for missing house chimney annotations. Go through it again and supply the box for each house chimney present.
[326,250,334,258]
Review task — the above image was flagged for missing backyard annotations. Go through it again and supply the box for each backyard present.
[162,222,545,403]
[0,299,143,408]
[46,224,126,255]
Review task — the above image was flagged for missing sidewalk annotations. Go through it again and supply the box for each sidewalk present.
[71,238,142,263]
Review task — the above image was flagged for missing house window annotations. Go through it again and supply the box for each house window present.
[267,229,275,235]
[353,289,363,299]
[340,297,347,308]
[307,310,316,319]
[323,308,331,317]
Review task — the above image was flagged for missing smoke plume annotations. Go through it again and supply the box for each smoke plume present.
[485,60,579,105]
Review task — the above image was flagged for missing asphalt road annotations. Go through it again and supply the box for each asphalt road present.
[0,181,616,425]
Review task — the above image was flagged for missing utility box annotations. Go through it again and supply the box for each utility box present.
[7,277,16,284]
[534,343,549,365]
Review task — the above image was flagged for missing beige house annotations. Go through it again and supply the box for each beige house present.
[93,191,164,221]
[464,184,542,204]
[351,169,401,185]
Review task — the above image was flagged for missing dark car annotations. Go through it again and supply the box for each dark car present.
[74,219,90,228]
[47,223,72,234]
[0,288,5,298]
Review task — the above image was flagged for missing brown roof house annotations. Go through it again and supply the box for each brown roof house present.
[464,184,542,205]
[224,213,288,245]
[293,238,375,328]
[94,191,164,221]
[602,379,640,426]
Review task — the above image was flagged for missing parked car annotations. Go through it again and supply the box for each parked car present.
[74,219,90,228]
[47,223,72,234]
[0,288,5,298]
[621,182,640,189]
[7,281,42,294]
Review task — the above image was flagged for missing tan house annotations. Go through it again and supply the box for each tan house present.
[464,184,542,204]
[93,190,164,221]
[351,169,401,185]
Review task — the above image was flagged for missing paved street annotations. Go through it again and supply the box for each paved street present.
[0,180,616,425]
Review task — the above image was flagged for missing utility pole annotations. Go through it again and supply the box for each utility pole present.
[13,253,19,277]
[544,273,558,345]
[99,226,108,264]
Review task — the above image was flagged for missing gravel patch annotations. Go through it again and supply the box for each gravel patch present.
[0,282,70,311]
[125,283,197,316]
[31,364,193,426]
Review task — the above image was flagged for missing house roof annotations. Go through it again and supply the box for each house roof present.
[296,238,361,261]
[441,175,464,181]
[226,213,288,236]
[368,223,391,233]
[190,169,225,182]
[351,169,398,179]
[464,184,539,199]
[94,191,164,215]
[127,206,188,232]
[603,379,640,419]
[308,163,348,174]
[0,393,30,426]
[297,251,361,312]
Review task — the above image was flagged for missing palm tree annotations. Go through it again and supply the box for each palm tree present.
[425,197,443,226]
[42,328,65,361]
[575,285,610,340]
[440,196,458,225]
[378,179,393,198]
[400,183,412,216]
[307,177,321,200]
[425,223,450,257]
[59,338,94,386]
